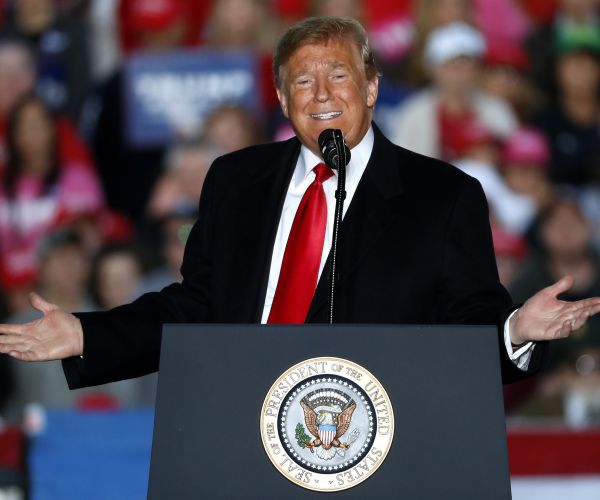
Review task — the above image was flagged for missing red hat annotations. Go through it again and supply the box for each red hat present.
[492,227,527,259]
[484,42,529,71]
[454,120,494,157]
[502,127,549,167]
[53,209,134,244]
[98,210,135,243]
[129,0,186,32]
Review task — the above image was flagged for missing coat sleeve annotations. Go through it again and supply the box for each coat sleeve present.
[438,175,546,383]
[62,159,221,389]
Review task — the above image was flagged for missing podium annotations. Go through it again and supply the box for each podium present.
[148,325,511,499]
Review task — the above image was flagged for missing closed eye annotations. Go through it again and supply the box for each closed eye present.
[294,76,314,87]
[331,72,348,81]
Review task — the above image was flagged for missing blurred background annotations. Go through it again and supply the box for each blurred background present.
[0,0,599,498]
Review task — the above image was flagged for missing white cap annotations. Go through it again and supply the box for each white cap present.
[425,22,486,66]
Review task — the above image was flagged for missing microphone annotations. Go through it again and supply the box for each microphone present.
[318,129,351,170]
[317,129,349,324]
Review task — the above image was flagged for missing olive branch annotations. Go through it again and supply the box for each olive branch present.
[295,423,312,448]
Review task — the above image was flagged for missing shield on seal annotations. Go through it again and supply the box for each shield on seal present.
[318,424,337,446]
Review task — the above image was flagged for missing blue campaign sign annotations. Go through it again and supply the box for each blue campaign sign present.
[123,49,262,147]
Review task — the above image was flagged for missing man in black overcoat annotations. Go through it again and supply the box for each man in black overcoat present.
[2,17,600,389]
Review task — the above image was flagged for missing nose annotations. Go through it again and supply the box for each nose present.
[314,75,333,103]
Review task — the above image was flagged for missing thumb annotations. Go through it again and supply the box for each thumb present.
[545,275,574,297]
[30,292,58,315]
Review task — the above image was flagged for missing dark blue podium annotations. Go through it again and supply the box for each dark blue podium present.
[148,324,511,499]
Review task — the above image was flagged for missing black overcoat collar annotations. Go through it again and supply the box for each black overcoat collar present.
[229,123,405,323]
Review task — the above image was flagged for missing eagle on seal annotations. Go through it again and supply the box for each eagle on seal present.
[300,400,357,452]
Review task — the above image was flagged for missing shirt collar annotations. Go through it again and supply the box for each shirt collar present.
[297,126,374,184]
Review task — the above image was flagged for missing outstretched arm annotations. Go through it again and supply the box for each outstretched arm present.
[510,276,600,346]
[0,293,83,361]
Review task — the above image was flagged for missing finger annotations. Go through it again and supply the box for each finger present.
[8,350,39,362]
[564,301,600,321]
[30,292,58,315]
[0,334,27,349]
[566,297,600,311]
[554,300,600,321]
[0,323,25,335]
[579,302,600,317]
[1,343,29,356]
[545,275,574,298]
[557,320,571,338]
[568,303,600,330]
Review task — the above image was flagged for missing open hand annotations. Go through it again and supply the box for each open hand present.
[0,293,83,361]
[510,276,600,346]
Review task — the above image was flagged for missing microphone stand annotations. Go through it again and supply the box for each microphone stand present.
[328,134,347,324]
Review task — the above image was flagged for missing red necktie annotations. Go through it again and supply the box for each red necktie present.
[268,163,334,323]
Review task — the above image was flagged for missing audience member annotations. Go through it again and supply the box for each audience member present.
[0,95,104,294]
[510,198,600,423]
[390,22,517,161]
[405,0,475,87]
[136,205,196,295]
[146,140,219,220]
[118,0,208,53]
[481,42,541,122]
[61,209,134,262]
[492,226,528,289]
[3,229,92,421]
[0,38,35,166]
[88,0,191,223]
[3,229,152,422]
[0,0,91,122]
[307,0,365,21]
[202,105,264,154]
[525,0,600,98]
[532,28,600,186]
[511,197,600,302]
[88,241,157,407]
[90,244,144,310]
[518,0,558,25]
[88,0,122,83]
[0,37,94,176]
[474,0,530,50]
[203,0,280,53]
[452,121,536,234]
[203,0,282,112]
[511,198,600,360]
[500,127,556,214]
[363,0,414,69]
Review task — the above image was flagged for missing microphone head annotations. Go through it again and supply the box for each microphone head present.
[318,129,351,170]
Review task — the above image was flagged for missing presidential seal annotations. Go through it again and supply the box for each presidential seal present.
[260,357,394,492]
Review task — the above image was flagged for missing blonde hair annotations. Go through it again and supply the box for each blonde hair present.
[273,16,379,88]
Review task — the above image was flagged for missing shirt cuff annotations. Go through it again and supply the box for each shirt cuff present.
[504,309,535,371]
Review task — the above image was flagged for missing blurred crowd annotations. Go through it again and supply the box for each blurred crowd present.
[0,0,599,427]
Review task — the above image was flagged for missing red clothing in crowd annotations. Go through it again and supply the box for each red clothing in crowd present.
[0,113,102,288]
[0,162,104,288]
[117,0,211,53]
[438,106,478,162]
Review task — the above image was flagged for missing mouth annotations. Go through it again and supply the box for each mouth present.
[310,111,342,120]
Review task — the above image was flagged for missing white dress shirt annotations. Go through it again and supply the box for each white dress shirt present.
[260,127,534,370]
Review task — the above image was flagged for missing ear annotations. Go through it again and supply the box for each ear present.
[366,76,379,109]
[276,87,290,119]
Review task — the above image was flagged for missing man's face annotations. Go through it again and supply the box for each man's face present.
[432,55,480,96]
[276,39,378,157]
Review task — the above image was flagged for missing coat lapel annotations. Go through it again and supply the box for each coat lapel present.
[229,138,301,322]
[306,125,405,322]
